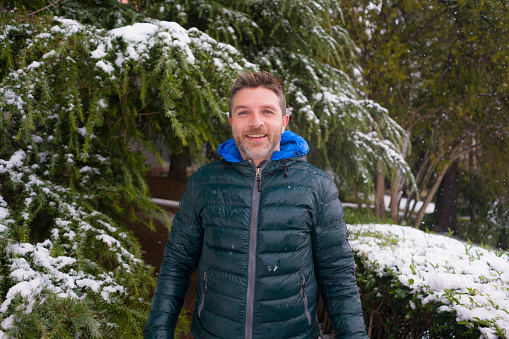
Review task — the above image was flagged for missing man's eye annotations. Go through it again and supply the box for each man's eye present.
[238,111,247,115]
[263,110,274,114]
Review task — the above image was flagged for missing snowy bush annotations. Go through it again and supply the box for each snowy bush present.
[0,9,251,337]
[350,224,509,338]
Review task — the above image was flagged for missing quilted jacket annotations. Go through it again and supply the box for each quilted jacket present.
[144,131,367,338]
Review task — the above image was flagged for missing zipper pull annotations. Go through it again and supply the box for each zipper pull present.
[300,277,306,298]
[256,167,262,192]
[203,272,208,293]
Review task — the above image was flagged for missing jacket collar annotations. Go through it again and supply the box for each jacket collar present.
[217,131,309,163]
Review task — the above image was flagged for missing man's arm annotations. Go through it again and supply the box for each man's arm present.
[144,178,203,338]
[312,179,368,338]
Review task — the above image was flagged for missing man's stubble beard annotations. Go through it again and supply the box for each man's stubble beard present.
[234,128,282,161]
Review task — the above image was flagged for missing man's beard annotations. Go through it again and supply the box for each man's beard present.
[234,128,282,161]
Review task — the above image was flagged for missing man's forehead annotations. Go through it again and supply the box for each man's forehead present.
[235,86,277,96]
[233,103,278,110]
[233,87,278,102]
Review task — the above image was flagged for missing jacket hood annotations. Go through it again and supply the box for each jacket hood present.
[217,131,309,163]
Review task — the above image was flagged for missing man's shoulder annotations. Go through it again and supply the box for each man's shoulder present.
[195,159,225,173]
[189,160,225,180]
[289,159,334,182]
[279,159,337,197]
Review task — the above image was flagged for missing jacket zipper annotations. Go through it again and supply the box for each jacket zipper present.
[245,160,268,339]
[198,272,208,318]
[301,276,312,325]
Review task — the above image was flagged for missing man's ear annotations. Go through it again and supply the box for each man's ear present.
[281,114,289,132]
[228,116,232,125]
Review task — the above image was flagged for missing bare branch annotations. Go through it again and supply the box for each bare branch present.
[450,141,482,161]
[28,0,62,16]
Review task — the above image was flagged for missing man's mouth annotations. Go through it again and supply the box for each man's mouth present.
[246,134,267,138]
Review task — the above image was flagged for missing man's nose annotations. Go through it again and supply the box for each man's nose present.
[249,111,264,127]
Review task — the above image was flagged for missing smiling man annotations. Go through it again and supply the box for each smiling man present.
[229,85,289,165]
[145,72,367,339]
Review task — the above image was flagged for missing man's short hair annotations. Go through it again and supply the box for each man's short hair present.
[229,71,286,117]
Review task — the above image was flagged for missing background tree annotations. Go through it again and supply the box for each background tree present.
[341,0,509,229]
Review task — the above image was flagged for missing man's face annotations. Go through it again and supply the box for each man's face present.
[229,87,289,166]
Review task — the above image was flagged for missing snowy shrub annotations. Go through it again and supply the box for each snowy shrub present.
[464,220,509,251]
[0,9,251,337]
[343,206,393,225]
[350,224,509,339]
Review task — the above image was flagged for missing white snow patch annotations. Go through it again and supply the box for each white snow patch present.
[95,60,114,74]
[0,207,9,220]
[32,135,43,143]
[27,61,42,70]
[1,315,14,331]
[35,33,52,39]
[0,150,26,171]
[77,127,87,137]
[91,42,107,59]
[109,23,159,43]
[76,279,102,292]
[0,278,44,313]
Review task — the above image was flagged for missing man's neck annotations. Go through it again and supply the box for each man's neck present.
[250,157,270,167]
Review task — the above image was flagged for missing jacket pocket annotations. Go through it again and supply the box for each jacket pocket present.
[198,271,208,318]
[300,276,312,326]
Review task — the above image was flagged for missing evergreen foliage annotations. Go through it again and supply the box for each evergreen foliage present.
[0,2,252,336]
[143,0,416,194]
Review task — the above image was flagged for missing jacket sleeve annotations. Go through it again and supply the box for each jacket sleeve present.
[144,176,203,338]
[312,179,368,338]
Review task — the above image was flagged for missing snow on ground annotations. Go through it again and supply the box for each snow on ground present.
[343,194,436,214]
[348,223,509,338]
[397,196,435,214]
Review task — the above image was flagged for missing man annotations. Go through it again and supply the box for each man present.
[145,71,367,338]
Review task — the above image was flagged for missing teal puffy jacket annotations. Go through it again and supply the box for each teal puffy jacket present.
[145,132,367,338]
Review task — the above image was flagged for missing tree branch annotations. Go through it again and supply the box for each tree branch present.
[404,9,448,44]
[450,141,482,161]
[28,0,62,16]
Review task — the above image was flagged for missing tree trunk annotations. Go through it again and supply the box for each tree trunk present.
[352,178,364,214]
[468,154,478,222]
[402,191,416,224]
[413,163,450,228]
[169,150,190,182]
[390,131,410,223]
[390,171,399,223]
[375,162,386,218]
[435,161,459,233]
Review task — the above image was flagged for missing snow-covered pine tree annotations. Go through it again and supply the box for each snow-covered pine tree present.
[145,0,416,196]
[0,2,253,336]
